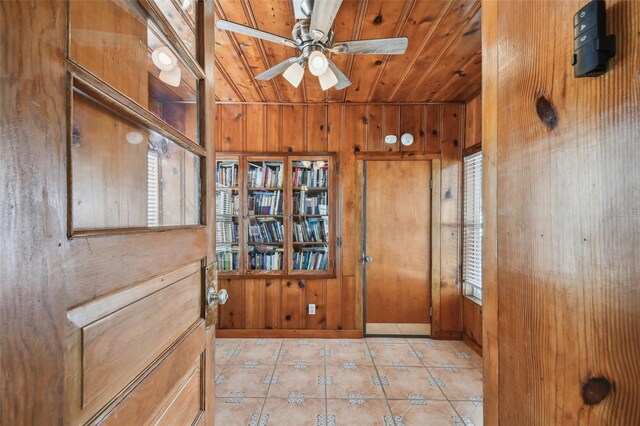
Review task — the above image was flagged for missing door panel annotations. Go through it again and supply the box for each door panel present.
[365,161,432,324]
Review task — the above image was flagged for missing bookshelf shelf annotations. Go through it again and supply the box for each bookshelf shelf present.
[216,153,336,278]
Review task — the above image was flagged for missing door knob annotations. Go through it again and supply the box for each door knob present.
[206,288,228,308]
[364,255,373,263]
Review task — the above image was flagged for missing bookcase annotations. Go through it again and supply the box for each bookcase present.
[215,153,336,278]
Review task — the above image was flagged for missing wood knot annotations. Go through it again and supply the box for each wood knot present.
[373,14,383,25]
[286,281,292,287]
[298,281,305,288]
[374,60,383,66]
[354,146,360,153]
[287,147,293,152]
[285,315,292,321]
[582,377,612,405]
[536,95,559,130]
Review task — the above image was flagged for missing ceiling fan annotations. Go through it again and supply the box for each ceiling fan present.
[216,0,408,91]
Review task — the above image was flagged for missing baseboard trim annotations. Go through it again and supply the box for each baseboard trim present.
[462,333,483,356]
[430,330,463,340]
[216,329,364,339]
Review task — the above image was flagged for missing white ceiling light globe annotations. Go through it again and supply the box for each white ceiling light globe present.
[308,51,328,76]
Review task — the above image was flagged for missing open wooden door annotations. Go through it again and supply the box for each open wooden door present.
[1,0,218,424]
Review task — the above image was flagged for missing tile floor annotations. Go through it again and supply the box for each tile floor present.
[215,337,483,425]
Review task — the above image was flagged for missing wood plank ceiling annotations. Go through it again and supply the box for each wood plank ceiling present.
[214,0,482,103]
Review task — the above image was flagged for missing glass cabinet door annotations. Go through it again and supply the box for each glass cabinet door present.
[290,157,332,274]
[216,158,241,272]
[246,158,286,273]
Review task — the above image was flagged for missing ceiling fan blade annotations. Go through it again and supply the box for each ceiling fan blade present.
[256,57,301,81]
[310,0,343,40]
[327,59,351,90]
[216,20,297,48]
[332,37,408,55]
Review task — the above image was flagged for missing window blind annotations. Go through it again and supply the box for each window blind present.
[463,152,483,300]
[147,150,160,227]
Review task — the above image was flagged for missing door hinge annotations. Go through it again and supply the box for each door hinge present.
[429,178,433,190]
[429,306,433,317]
[337,237,342,247]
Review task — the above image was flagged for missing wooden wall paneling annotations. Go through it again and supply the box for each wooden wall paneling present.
[365,105,383,152]
[326,0,361,102]
[281,104,306,151]
[217,0,278,101]
[399,104,425,152]
[481,0,498,422]
[265,104,282,151]
[218,278,245,329]
[264,278,280,329]
[281,280,304,329]
[371,0,449,102]
[245,0,302,102]
[245,104,266,150]
[391,0,478,102]
[380,105,400,152]
[492,0,640,423]
[218,103,245,151]
[425,104,442,152]
[430,159,442,336]
[408,7,482,102]
[462,297,482,355]
[436,104,463,337]
[344,0,408,102]
[303,279,326,329]
[306,105,328,151]
[325,104,344,330]
[244,278,266,329]
[464,94,482,149]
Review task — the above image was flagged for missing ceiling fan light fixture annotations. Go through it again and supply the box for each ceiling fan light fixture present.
[308,51,328,76]
[283,62,305,88]
[318,67,338,91]
[159,66,182,87]
[152,46,177,72]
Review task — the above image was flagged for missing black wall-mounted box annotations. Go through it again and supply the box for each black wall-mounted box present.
[571,0,616,77]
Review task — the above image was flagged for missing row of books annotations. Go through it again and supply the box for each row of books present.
[248,217,284,243]
[216,220,238,244]
[292,165,328,187]
[216,189,239,216]
[292,218,328,242]
[248,190,283,215]
[216,162,238,188]
[248,162,284,188]
[293,192,328,215]
[292,248,329,270]
[216,249,239,271]
[248,246,284,270]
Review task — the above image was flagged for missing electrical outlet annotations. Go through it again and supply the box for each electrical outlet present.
[308,304,316,315]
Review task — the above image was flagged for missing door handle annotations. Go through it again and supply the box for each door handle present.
[363,255,373,263]
[206,288,228,308]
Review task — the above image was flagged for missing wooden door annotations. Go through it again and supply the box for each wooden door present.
[364,160,432,324]
[1,0,218,424]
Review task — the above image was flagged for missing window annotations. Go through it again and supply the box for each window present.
[463,152,483,300]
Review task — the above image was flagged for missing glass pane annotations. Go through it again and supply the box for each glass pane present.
[70,0,198,142]
[291,159,330,271]
[72,89,201,231]
[152,0,197,58]
[247,160,285,271]
[216,160,240,272]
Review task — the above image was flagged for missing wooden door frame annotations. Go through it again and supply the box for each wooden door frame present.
[354,156,441,336]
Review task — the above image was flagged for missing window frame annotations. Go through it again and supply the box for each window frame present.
[462,150,483,303]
